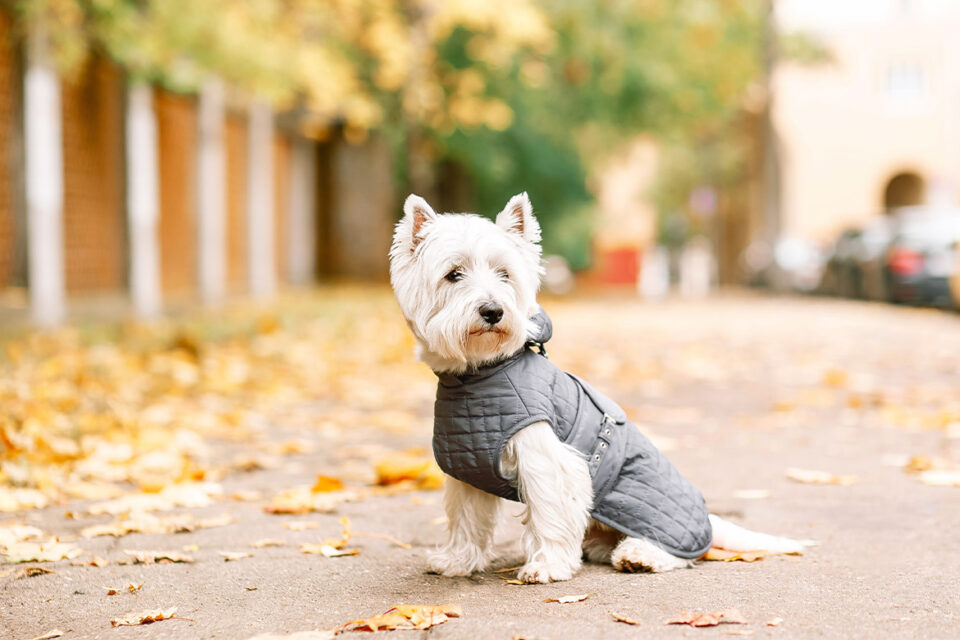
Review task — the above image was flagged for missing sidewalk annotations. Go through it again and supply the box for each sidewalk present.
[2,290,959,639]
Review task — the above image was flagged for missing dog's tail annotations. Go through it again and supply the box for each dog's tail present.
[708,514,816,554]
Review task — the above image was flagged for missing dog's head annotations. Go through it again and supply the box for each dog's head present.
[389,193,544,374]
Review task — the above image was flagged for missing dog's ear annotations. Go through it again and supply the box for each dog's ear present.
[403,194,438,250]
[496,192,541,244]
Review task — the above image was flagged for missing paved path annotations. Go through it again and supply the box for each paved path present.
[3,293,959,639]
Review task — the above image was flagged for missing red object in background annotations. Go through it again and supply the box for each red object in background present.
[887,247,924,276]
[598,248,640,285]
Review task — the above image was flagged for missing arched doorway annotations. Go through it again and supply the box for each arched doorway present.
[883,172,926,211]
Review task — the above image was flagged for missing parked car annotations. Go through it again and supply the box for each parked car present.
[819,216,893,300]
[850,215,894,301]
[884,208,960,308]
[819,228,864,298]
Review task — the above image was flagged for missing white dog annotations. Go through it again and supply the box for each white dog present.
[390,192,811,583]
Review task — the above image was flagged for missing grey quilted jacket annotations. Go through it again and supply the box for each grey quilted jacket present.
[433,307,713,559]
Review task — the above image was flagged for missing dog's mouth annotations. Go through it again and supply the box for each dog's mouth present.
[468,327,509,336]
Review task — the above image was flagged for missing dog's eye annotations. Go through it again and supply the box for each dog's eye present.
[497,268,510,281]
[444,268,464,283]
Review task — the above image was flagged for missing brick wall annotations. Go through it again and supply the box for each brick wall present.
[273,132,290,281]
[155,90,197,297]
[225,113,247,292]
[328,135,394,280]
[60,57,125,293]
[0,10,18,289]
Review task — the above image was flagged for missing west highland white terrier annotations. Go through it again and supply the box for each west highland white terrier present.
[389,192,812,583]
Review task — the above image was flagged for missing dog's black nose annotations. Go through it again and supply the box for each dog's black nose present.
[479,303,504,325]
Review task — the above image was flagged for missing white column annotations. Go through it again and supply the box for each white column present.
[125,82,162,317]
[24,26,65,327]
[246,99,275,296]
[286,137,316,284]
[197,77,226,304]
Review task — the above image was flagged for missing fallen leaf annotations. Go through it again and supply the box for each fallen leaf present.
[786,468,858,485]
[252,539,286,548]
[822,368,848,388]
[766,617,784,626]
[703,548,769,562]
[197,513,235,528]
[28,631,63,640]
[312,475,345,493]
[264,487,355,514]
[544,594,590,604]
[301,543,358,557]
[183,544,200,552]
[81,511,215,537]
[724,631,754,636]
[247,631,335,640]
[14,566,55,578]
[106,582,144,595]
[230,490,264,502]
[2,542,81,564]
[493,566,520,573]
[111,607,178,627]
[666,609,748,627]
[338,604,461,632]
[283,521,319,531]
[268,439,314,455]
[0,488,49,512]
[919,469,960,487]
[904,455,934,473]
[373,451,444,490]
[88,482,222,516]
[123,550,193,564]
[610,612,641,625]
[71,556,107,567]
[221,551,254,561]
[0,523,45,547]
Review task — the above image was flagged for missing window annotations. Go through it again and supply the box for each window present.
[885,62,926,103]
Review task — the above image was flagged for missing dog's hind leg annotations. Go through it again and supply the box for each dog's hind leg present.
[611,537,691,573]
[502,422,592,583]
[582,519,622,564]
[427,477,501,576]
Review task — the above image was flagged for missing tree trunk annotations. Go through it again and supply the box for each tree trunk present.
[197,77,226,304]
[286,137,316,284]
[24,25,65,326]
[246,99,275,296]
[125,81,161,317]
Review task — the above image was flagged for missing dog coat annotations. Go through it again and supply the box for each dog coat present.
[432,308,713,559]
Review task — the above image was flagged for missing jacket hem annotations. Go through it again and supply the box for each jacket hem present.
[589,512,713,560]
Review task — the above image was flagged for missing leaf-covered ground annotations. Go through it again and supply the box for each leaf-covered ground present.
[2,288,959,639]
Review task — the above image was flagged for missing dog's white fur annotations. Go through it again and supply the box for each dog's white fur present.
[390,193,812,583]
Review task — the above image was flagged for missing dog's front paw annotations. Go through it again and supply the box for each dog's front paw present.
[427,547,490,577]
[518,560,576,584]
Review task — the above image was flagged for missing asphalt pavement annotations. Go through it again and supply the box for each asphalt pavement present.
[3,293,959,640]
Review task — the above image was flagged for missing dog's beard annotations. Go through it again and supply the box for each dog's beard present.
[420,299,526,370]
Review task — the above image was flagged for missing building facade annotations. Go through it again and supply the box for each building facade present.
[774,0,960,242]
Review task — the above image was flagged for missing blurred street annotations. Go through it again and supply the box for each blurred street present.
[2,289,959,639]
